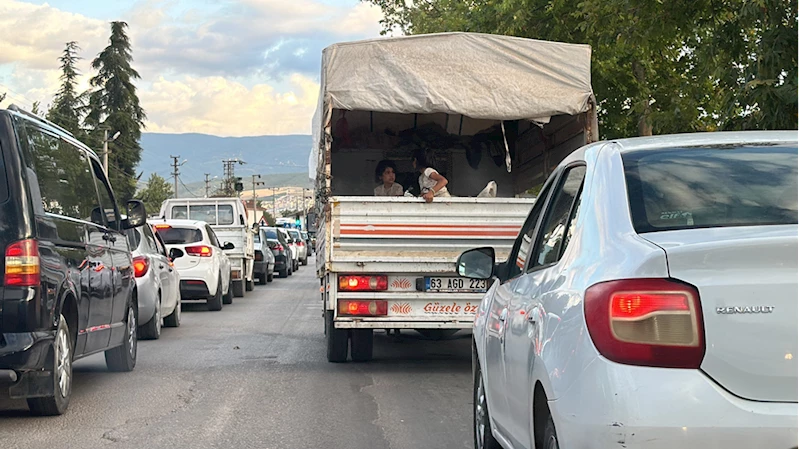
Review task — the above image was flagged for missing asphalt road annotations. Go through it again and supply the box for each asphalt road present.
[0,257,474,449]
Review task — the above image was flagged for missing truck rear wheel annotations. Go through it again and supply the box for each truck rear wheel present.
[232,279,245,297]
[350,329,373,362]
[326,311,348,363]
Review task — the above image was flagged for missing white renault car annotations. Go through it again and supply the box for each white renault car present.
[153,220,233,311]
[459,131,797,449]
[127,223,182,339]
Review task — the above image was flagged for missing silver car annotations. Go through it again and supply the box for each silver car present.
[287,228,307,266]
[127,223,182,339]
[460,131,798,449]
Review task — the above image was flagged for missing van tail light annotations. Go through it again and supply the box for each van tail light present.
[185,245,213,257]
[338,300,388,316]
[5,239,41,287]
[584,278,705,369]
[133,256,150,278]
[338,275,388,292]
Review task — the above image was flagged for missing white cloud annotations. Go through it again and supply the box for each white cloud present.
[141,74,320,136]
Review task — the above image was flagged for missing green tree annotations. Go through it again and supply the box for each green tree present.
[136,173,173,216]
[261,211,276,226]
[47,41,87,139]
[366,0,797,137]
[86,21,146,202]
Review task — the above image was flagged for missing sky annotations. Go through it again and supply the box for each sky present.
[0,0,385,136]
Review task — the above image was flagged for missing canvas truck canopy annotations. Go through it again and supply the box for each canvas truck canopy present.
[310,32,594,178]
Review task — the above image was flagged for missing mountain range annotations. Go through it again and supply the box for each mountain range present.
[139,133,313,190]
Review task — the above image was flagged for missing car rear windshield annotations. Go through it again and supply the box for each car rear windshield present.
[624,144,798,233]
[288,230,300,239]
[264,228,278,239]
[155,226,203,244]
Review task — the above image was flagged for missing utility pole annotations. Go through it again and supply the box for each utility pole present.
[204,173,212,198]
[251,174,264,222]
[272,187,277,218]
[101,128,120,175]
[170,155,186,199]
[222,158,246,196]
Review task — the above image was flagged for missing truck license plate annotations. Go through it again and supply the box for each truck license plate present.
[425,277,488,293]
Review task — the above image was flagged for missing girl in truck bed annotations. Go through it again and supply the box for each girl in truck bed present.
[412,148,450,202]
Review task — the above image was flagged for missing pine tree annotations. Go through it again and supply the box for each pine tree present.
[86,21,146,202]
[48,41,85,139]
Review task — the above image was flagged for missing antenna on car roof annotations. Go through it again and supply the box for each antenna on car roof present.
[7,104,75,138]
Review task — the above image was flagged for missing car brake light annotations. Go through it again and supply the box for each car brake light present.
[154,224,171,230]
[297,241,304,247]
[584,278,705,369]
[338,300,388,316]
[338,275,388,292]
[274,244,284,251]
[4,239,40,287]
[133,256,149,278]
[185,245,213,257]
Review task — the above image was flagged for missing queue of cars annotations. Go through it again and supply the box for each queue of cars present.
[0,106,312,416]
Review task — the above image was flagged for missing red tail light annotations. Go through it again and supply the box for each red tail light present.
[297,241,304,247]
[4,239,40,287]
[338,300,388,316]
[154,224,171,230]
[133,256,149,278]
[185,245,213,257]
[338,275,388,292]
[585,278,705,369]
[274,244,284,252]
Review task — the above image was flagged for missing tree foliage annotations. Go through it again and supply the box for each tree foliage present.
[47,41,87,139]
[86,21,146,203]
[366,0,797,138]
[261,211,276,226]
[136,173,173,216]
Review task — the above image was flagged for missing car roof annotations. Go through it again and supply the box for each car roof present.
[608,130,797,153]
[150,219,208,228]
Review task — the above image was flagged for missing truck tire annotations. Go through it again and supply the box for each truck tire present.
[27,313,73,416]
[232,279,245,297]
[246,277,254,291]
[326,311,348,363]
[350,329,373,362]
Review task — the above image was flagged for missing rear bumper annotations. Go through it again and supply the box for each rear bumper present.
[0,331,56,399]
[179,280,211,300]
[550,357,799,449]
[334,320,472,329]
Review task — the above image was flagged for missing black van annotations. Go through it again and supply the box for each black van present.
[0,106,146,415]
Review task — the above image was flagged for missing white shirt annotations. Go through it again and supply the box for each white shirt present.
[374,183,404,196]
[419,167,450,196]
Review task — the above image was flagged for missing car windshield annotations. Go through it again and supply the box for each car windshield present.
[623,144,798,233]
[288,230,300,240]
[155,226,203,244]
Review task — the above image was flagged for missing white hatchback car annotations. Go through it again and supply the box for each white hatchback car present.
[153,220,233,311]
[459,131,797,449]
[127,223,182,339]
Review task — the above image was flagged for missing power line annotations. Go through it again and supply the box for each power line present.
[179,176,200,198]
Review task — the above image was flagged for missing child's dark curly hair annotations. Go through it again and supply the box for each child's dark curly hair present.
[375,159,398,183]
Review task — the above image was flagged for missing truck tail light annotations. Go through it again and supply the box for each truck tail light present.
[133,256,150,278]
[185,245,213,257]
[584,278,705,369]
[338,300,388,316]
[338,275,388,292]
[4,239,40,287]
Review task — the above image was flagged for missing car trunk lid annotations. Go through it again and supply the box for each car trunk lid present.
[642,226,798,402]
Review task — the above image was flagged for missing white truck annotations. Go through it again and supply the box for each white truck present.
[159,198,255,297]
[311,32,598,362]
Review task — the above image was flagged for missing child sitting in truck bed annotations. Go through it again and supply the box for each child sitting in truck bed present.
[412,148,450,202]
[373,159,404,196]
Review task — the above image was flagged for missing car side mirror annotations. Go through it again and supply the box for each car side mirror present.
[122,200,146,229]
[222,242,235,250]
[169,248,184,260]
[456,247,495,279]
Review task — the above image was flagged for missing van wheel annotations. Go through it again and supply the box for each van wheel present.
[474,362,501,449]
[209,278,225,310]
[326,311,348,363]
[256,273,266,285]
[350,329,373,362]
[105,301,138,372]
[28,314,73,416]
[279,268,288,278]
[246,278,254,291]
[138,294,161,340]
[232,279,245,297]
[267,271,274,282]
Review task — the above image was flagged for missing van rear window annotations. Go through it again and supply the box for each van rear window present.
[155,226,203,244]
[623,145,798,233]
